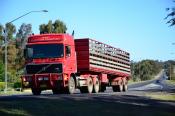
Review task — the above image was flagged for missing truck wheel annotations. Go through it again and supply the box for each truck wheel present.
[123,84,128,91]
[87,77,93,93]
[112,84,123,92]
[100,84,106,92]
[68,76,75,94]
[32,88,41,95]
[80,77,93,93]
[93,77,100,93]
[112,86,118,92]
[119,84,123,92]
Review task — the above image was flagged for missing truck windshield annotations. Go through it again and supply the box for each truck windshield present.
[26,44,64,59]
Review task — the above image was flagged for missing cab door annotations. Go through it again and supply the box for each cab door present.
[64,45,76,74]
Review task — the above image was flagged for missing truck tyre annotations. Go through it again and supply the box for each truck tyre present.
[100,84,106,92]
[112,86,118,92]
[112,84,123,92]
[87,77,93,93]
[80,77,93,93]
[32,88,41,95]
[119,83,123,92]
[93,77,100,93]
[123,84,128,91]
[68,76,75,94]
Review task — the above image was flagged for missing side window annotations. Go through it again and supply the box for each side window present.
[65,46,71,57]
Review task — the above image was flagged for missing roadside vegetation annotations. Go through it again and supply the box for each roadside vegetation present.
[164,60,175,80]
[131,60,163,82]
[146,92,175,101]
[166,80,175,85]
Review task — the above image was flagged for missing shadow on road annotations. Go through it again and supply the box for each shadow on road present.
[0,93,175,116]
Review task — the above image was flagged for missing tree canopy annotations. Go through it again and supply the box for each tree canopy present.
[39,19,67,34]
[16,23,32,49]
[5,23,16,40]
[131,60,163,81]
[165,1,175,27]
[0,23,16,45]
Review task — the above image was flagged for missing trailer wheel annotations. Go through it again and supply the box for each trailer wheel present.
[123,84,128,91]
[100,84,106,92]
[68,76,75,94]
[32,88,41,95]
[93,77,100,93]
[119,83,123,92]
[112,86,118,92]
[112,84,123,92]
[122,78,128,92]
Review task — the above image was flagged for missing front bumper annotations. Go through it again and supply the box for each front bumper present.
[21,73,63,89]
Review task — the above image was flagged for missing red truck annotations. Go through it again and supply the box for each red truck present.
[22,34,130,95]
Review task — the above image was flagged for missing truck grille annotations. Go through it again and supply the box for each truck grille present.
[26,63,62,74]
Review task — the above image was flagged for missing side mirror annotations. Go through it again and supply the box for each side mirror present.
[24,48,33,59]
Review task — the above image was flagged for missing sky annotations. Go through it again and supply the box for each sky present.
[0,0,174,61]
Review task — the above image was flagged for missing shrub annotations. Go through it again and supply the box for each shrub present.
[13,82,21,88]
[0,82,5,91]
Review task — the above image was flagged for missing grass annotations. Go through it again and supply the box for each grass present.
[128,79,141,84]
[146,92,175,101]
[0,89,31,96]
[166,80,175,85]
[0,90,21,95]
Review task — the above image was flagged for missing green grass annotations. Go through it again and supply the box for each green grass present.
[0,90,22,96]
[128,79,141,84]
[166,80,175,85]
[0,89,31,96]
[146,92,175,101]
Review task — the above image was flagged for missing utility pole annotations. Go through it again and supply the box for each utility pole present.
[4,28,7,93]
[4,10,48,93]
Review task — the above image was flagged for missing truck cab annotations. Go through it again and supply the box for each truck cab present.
[22,34,77,95]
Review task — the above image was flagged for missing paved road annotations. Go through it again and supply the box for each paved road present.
[0,70,175,97]
[129,71,175,92]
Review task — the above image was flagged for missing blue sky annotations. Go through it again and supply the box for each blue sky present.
[0,0,174,61]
